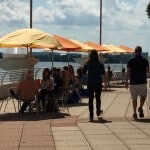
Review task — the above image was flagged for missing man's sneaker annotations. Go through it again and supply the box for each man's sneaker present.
[133,113,137,120]
[97,110,103,118]
[138,107,144,118]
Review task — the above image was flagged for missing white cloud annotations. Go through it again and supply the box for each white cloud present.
[33,0,99,26]
[102,0,150,51]
[0,0,149,52]
[0,0,29,23]
[33,6,67,24]
[47,0,98,16]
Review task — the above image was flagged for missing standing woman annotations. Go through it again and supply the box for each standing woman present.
[83,50,106,122]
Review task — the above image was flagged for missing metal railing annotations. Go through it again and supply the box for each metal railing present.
[0,68,41,99]
[0,69,27,99]
[0,69,28,85]
[0,68,49,86]
[0,67,79,99]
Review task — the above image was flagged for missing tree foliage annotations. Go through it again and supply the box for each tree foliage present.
[146,2,150,18]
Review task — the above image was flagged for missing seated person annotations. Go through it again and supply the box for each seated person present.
[77,67,84,82]
[38,68,54,110]
[106,66,113,86]
[68,65,75,85]
[60,66,70,88]
[107,66,113,78]
[122,67,126,83]
[17,70,39,113]
[122,68,126,74]
[71,76,81,103]
[52,68,63,95]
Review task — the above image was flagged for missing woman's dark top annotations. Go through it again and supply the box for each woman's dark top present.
[83,61,105,86]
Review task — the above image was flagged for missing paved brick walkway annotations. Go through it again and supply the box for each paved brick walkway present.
[0,87,150,150]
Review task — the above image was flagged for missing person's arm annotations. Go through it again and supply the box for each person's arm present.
[146,66,149,74]
[125,67,130,89]
[145,59,149,75]
[101,63,107,90]
[83,63,88,75]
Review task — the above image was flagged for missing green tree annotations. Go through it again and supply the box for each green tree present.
[146,2,150,18]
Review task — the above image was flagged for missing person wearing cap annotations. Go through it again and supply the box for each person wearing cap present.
[125,46,149,120]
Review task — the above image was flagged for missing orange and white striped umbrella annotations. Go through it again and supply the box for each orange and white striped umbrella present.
[102,44,126,53]
[84,41,109,52]
[119,45,134,53]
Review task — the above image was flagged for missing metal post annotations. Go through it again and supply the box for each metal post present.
[30,0,32,28]
[99,0,102,45]
[30,0,32,55]
[67,52,70,66]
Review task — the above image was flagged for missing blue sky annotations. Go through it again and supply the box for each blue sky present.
[0,0,149,53]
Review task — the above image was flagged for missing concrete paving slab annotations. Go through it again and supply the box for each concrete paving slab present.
[0,87,150,150]
[52,126,80,131]
[53,130,86,141]
[20,140,54,147]
[21,135,54,141]
[91,144,129,150]
[19,147,55,150]
[86,137,123,145]
[124,138,150,145]
[0,147,18,150]
[22,129,52,136]
[56,145,92,150]
[55,139,89,147]
[0,141,19,147]
[128,145,150,150]
[78,123,113,135]
[116,133,149,139]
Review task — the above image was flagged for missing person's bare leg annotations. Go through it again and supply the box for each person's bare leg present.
[138,97,146,118]
[139,97,146,108]
[132,99,137,119]
[132,100,137,114]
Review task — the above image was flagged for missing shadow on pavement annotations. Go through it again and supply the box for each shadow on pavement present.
[0,111,70,121]
[92,117,112,124]
[69,102,88,107]
[103,89,117,92]
[134,118,150,123]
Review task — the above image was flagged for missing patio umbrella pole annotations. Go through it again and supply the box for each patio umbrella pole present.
[27,46,29,70]
[51,49,54,75]
[121,53,124,83]
[121,53,124,70]
[107,54,110,67]
[67,51,70,66]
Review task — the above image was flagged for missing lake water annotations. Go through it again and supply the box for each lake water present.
[0,61,126,84]
[0,61,126,73]
[35,61,126,73]
[34,61,80,69]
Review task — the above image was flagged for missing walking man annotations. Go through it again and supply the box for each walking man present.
[83,50,106,122]
[125,46,149,119]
